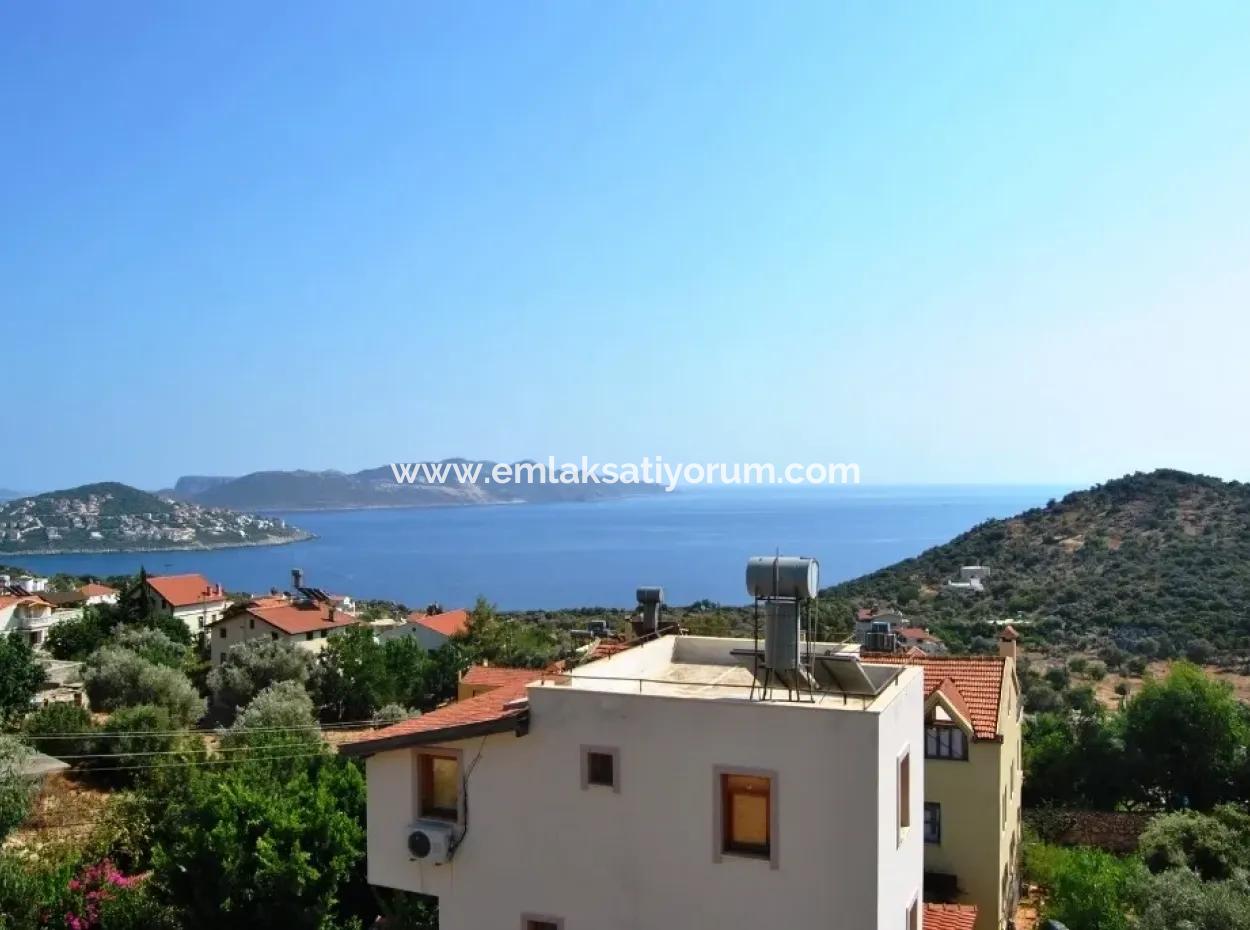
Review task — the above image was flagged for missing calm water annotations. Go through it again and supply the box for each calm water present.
[16,486,1067,610]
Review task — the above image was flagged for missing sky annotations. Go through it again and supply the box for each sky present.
[3,1,1249,492]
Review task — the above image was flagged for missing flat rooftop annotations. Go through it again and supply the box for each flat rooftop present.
[533,635,915,712]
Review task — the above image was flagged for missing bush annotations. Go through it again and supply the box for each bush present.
[1039,845,1144,930]
[207,639,312,717]
[1138,808,1250,881]
[112,627,188,669]
[0,736,36,842]
[83,647,205,727]
[45,609,112,660]
[1137,867,1250,930]
[219,681,321,752]
[22,702,95,761]
[93,705,181,784]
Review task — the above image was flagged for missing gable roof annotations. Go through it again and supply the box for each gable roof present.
[146,573,226,608]
[236,599,359,636]
[924,904,978,930]
[862,654,1008,740]
[341,676,536,757]
[897,626,938,643]
[407,608,470,638]
[80,582,118,597]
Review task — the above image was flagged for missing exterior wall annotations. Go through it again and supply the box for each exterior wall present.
[380,623,450,651]
[0,602,58,645]
[209,614,341,666]
[922,659,1022,930]
[168,600,229,636]
[365,667,924,930]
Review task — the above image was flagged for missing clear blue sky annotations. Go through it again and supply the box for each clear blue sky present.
[4,2,1249,492]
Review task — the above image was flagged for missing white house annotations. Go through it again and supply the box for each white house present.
[207,594,359,666]
[378,608,469,651]
[344,633,927,930]
[0,594,58,648]
[144,573,229,635]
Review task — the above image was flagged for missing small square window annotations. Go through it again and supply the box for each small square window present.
[582,746,619,791]
[305,631,314,641]
[522,918,563,930]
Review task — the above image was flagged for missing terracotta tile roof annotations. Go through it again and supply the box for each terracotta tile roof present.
[0,595,50,610]
[80,582,118,597]
[897,626,938,643]
[932,677,974,727]
[923,903,977,930]
[146,573,226,608]
[862,654,1007,740]
[341,678,534,756]
[461,666,541,690]
[999,624,1020,641]
[244,600,359,636]
[406,608,470,638]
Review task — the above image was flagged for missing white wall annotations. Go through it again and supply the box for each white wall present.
[365,666,924,930]
[379,623,449,651]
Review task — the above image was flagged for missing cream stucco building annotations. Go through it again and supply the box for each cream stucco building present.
[865,630,1022,930]
[206,593,359,666]
[345,634,930,930]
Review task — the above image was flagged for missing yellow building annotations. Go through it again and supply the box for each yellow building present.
[867,629,1022,930]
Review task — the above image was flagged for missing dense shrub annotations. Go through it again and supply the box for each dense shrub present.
[22,702,95,761]
[207,639,312,717]
[0,736,36,843]
[1034,844,1144,930]
[1138,808,1250,881]
[93,705,183,784]
[0,634,45,722]
[219,681,320,752]
[112,627,188,669]
[84,647,205,726]
[1136,867,1250,930]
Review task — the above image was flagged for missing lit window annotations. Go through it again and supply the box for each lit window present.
[582,747,619,791]
[925,724,968,760]
[417,751,460,822]
[924,802,941,844]
[720,772,771,860]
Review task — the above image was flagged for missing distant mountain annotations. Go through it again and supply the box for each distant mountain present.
[0,482,310,554]
[0,489,30,502]
[173,461,666,511]
[824,469,1250,654]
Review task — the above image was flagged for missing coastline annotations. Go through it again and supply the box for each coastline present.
[0,532,315,557]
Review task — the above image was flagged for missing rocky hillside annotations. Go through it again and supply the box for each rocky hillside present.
[0,482,310,553]
[174,461,665,511]
[824,470,1250,655]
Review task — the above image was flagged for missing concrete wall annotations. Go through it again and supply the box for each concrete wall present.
[365,666,924,930]
[170,600,228,636]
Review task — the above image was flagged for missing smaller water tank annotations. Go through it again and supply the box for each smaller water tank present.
[745,556,820,600]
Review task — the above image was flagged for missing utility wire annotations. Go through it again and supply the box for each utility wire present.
[17,718,388,741]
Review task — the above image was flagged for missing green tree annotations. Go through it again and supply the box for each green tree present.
[1137,867,1250,930]
[1040,846,1144,930]
[1138,807,1250,881]
[22,702,95,762]
[45,608,112,659]
[219,681,321,752]
[83,646,205,727]
[93,705,185,786]
[207,638,312,717]
[149,757,365,930]
[0,634,45,722]
[1122,663,1249,809]
[112,626,188,669]
[0,736,35,843]
[311,625,391,721]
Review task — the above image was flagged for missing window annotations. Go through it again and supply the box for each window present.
[581,746,619,791]
[249,617,255,629]
[897,749,911,845]
[271,632,279,641]
[925,724,968,760]
[218,627,226,638]
[906,897,919,930]
[521,917,563,930]
[924,803,941,844]
[305,631,314,641]
[417,751,460,822]
[719,771,772,861]
[320,630,327,638]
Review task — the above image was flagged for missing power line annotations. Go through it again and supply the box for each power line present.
[18,718,389,741]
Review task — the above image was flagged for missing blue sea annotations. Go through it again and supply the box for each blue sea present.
[15,485,1068,610]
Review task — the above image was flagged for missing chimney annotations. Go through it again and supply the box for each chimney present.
[291,568,303,591]
[998,624,1019,660]
[327,604,337,623]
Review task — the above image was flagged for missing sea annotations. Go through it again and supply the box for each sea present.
[15,485,1068,610]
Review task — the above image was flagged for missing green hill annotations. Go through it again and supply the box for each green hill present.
[824,469,1250,657]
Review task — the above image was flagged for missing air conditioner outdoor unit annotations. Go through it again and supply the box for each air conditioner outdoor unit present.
[407,820,458,865]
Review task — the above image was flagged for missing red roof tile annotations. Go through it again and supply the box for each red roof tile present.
[461,666,541,690]
[924,903,977,930]
[341,678,534,755]
[245,600,358,636]
[79,582,118,597]
[999,624,1020,641]
[407,608,470,638]
[897,626,938,643]
[863,654,1007,739]
[146,573,226,608]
